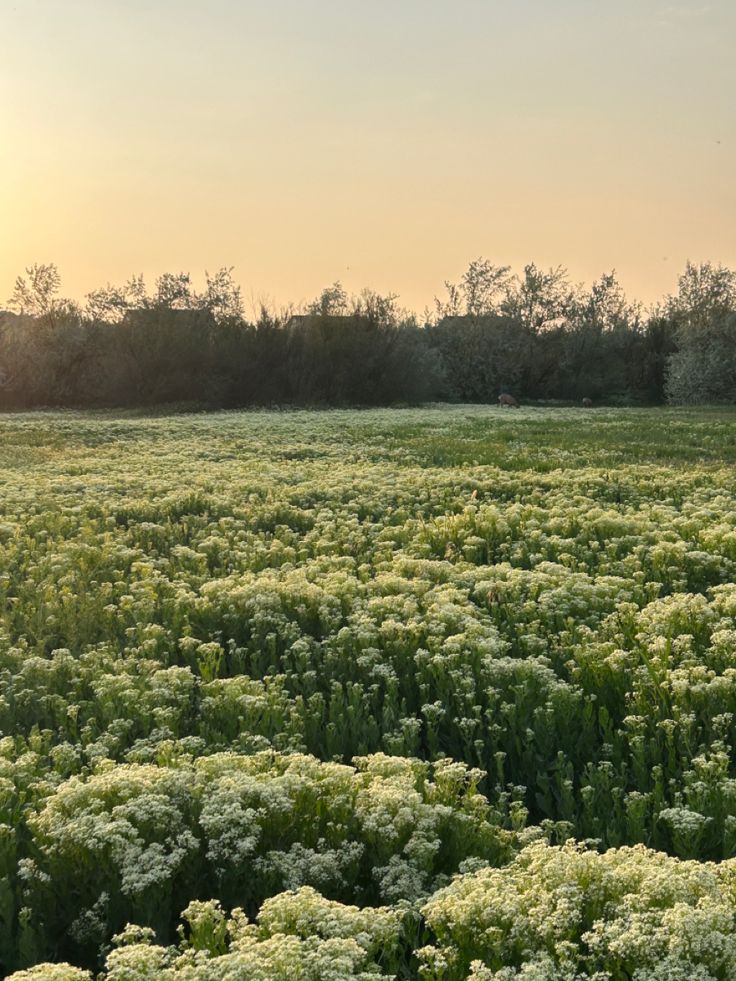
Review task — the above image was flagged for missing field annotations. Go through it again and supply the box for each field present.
[3,404,736,980]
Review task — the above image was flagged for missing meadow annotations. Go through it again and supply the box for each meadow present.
[2,404,736,980]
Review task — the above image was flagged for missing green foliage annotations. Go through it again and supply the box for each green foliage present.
[19,750,512,966]
[1,406,736,976]
[666,312,736,404]
[665,262,736,404]
[3,259,733,408]
[420,841,736,980]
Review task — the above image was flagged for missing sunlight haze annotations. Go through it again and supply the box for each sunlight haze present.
[1,0,734,312]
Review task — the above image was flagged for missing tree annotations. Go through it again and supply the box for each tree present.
[556,273,642,400]
[501,263,576,333]
[201,267,244,324]
[580,272,641,333]
[84,283,131,323]
[666,312,736,404]
[665,262,736,404]
[462,259,513,317]
[427,315,527,401]
[666,261,736,331]
[85,268,245,326]
[7,263,78,328]
[434,259,512,319]
[434,279,463,320]
[498,264,578,395]
[8,263,61,316]
[153,272,194,310]
[308,282,349,317]
[1,265,91,405]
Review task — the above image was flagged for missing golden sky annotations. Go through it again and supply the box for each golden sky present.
[1,0,734,314]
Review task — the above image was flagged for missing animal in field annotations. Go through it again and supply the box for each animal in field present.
[498,393,519,407]
[582,397,593,408]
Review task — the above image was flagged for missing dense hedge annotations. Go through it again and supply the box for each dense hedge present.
[3,258,733,408]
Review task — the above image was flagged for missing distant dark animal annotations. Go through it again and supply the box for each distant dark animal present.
[582,397,593,408]
[498,393,519,408]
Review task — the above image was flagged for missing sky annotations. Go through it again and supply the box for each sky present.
[1,0,734,315]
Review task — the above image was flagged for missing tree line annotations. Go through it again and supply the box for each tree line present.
[0,259,734,408]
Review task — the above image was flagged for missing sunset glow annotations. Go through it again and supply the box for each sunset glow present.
[1,0,734,311]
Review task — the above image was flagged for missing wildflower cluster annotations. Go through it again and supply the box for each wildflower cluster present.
[1,405,736,976]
